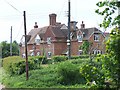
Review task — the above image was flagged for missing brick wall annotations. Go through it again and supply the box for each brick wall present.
[54,42,67,55]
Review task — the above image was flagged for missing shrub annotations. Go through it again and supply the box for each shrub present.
[71,58,89,65]
[71,56,80,59]
[52,56,67,63]
[3,56,23,74]
[3,56,39,75]
[28,56,47,64]
[57,62,86,85]
[80,62,105,85]
[79,55,89,58]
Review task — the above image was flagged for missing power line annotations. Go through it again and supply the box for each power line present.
[13,20,23,41]
[4,0,22,14]
[57,0,67,20]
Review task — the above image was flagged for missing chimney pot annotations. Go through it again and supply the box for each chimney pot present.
[49,13,57,26]
[34,22,38,28]
[81,21,85,29]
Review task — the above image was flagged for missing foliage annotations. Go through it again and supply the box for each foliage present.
[71,55,89,59]
[80,41,92,54]
[28,56,47,65]
[80,61,105,85]
[95,54,117,85]
[52,55,67,63]
[0,41,19,58]
[3,56,39,75]
[96,0,120,88]
[2,56,116,88]
[106,28,120,86]
[2,62,90,88]
[2,64,58,88]
[95,0,120,29]
[57,62,86,85]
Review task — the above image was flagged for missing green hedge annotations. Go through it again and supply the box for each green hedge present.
[3,56,39,75]
[52,56,67,63]
[57,62,86,85]
[28,56,47,64]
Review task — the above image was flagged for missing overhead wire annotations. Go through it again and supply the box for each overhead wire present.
[13,19,24,41]
[57,0,67,19]
[4,0,22,14]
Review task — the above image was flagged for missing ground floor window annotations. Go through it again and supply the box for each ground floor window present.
[93,50,102,54]
[37,51,40,56]
[78,50,82,55]
[47,52,52,59]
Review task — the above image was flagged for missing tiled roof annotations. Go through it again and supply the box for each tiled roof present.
[26,24,68,44]
[51,25,68,38]
[27,26,48,44]
[80,27,103,40]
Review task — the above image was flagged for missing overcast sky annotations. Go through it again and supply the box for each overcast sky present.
[0,0,105,43]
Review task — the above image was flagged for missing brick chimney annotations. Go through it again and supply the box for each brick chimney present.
[81,21,85,29]
[34,22,38,28]
[70,21,78,31]
[49,13,57,26]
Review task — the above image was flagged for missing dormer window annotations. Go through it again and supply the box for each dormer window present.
[83,32,85,37]
[94,34,99,41]
[47,37,51,44]
[70,32,74,39]
[77,35,82,42]
[35,34,41,45]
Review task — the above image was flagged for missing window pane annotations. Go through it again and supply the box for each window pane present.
[47,37,51,44]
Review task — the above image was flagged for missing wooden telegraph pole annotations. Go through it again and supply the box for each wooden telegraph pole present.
[23,11,29,80]
[10,26,12,56]
[67,0,71,59]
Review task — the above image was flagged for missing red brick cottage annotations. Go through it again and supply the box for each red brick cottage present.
[19,13,109,58]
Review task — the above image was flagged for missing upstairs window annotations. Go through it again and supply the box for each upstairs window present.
[77,35,82,42]
[70,32,74,39]
[47,37,51,44]
[35,35,41,45]
[94,34,99,41]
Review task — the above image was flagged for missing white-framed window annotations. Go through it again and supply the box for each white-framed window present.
[37,52,40,56]
[94,34,99,41]
[93,50,101,54]
[35,35,41,45]
[47,37,51,44]
[97,50,102,54]
[70,32,74,39]
[77,35,82,42]
[47,51,52,59]
[83,32,85,37]
[30,52,35,56]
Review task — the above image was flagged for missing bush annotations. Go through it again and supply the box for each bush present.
[71,56,80,59]
[3,56,23,74]
[71,58,89,65]
[57,62,86,85]
[79,55,89,58]
[3,56,39,75]
[80,62,105,85]
[52,56,67,63]
[29,56,47,64]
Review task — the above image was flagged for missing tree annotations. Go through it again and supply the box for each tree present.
[0,41,19,58]
[80,41,92,54]
[95,0,120,88]
[95,0,120,29]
